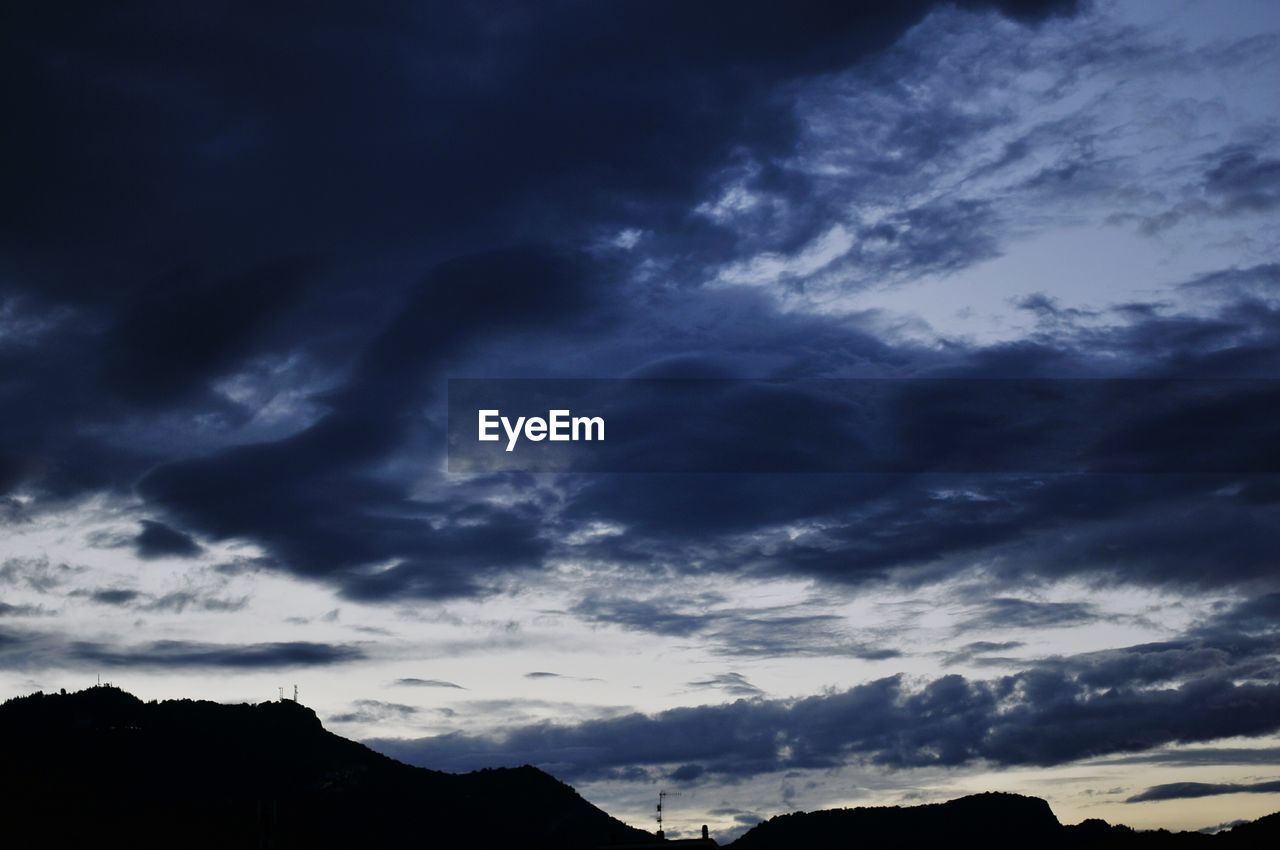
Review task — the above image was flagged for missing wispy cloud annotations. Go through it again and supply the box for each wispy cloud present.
[1127,780,1280,803]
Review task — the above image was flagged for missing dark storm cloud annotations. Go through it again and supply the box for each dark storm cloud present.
[554,288,1280,586]
[564,470,1280,597]
[1007,593,1280,692]
[3,0,1071,278]
[72,586,247,614]
[852,199,1003,282]
[69,639,364,669]
[0,627,364,671]
[138,246,594,600]
[531,276,1280,595]
[710,616,901,661]
[569,594,899,660]
[146,592,246,613]
[0,557,85,593]
[6,0,1052,345]
[0,601,47,617]
[1180,263,1280,307]
[1099,746,1280,768]
[11,8,1280,804]
[1204,591,1280,635]
[958,598,1099,630]
[370,671,1280,782]
[939,640,1025,666]
[1051,639,1280,695]
[100,262,312,407]
[1203,148,1280,214]
[369,597,1280,782]
[83,588,141,606]
[670,763,707,783]
[571,597,710,639]
[1014,293,1099,324]
[133,520,203,559]
[2,0,1078,601]
[1126,780,1280,803]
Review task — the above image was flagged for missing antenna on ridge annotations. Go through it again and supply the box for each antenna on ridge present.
[278,686,284,701]
[656,790,681,838]
[293,684,298,702]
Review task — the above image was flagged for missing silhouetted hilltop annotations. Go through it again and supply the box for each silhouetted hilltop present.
[727,791,1279,849]
[5,687,1278,849]
[0,686,651,849]
[727,792,1059,849]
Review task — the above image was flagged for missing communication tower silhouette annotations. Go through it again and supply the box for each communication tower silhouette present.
[656,790,681,838]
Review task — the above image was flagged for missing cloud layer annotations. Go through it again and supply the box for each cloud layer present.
[2,0,1279,829]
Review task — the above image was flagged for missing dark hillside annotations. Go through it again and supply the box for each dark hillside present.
[726,791,1280,850]
[0,686,651,849]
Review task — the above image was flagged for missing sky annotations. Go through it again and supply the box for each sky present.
[2,0,1280,840]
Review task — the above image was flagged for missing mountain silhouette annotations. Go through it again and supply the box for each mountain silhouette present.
[4,686,1278,849]
[0,685,652,849]
[725,791,1280,849]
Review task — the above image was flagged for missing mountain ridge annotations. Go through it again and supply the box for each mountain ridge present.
[0,684,651,849]
[2,686,1277,849]
[726,789,1280,849]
